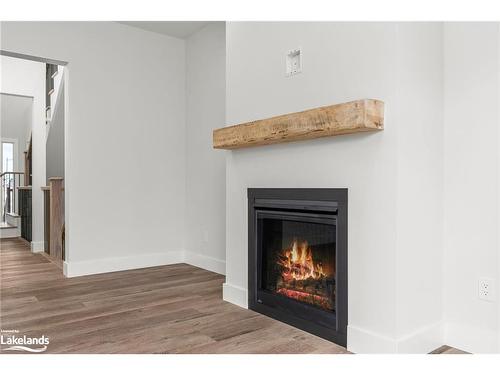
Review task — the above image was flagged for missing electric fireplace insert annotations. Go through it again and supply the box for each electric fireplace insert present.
[248,188,347,346]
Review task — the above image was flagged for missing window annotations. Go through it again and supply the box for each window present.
[2,142,14,173]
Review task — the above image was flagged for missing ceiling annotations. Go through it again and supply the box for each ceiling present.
[117,21,212,39]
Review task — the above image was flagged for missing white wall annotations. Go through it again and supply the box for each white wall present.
[1,22,186,273]
[0,93,32,174]
[46,84,65,182]
[224,22,444,353]
[185,23,226,274]
[1,56,46,251]
[443,23,499,353]
[394,23,444,350]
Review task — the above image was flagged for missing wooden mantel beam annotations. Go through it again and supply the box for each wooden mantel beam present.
[213,99,384,150]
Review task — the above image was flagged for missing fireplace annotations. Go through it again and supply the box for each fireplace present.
[248,188,347,346]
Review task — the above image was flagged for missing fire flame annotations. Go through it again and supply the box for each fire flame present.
[277,239,326,281]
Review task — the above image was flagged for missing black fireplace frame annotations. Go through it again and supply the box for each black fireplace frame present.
[248,188,348,347]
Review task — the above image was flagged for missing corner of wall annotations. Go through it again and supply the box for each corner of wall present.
[348,321,444,354]
[31,241,45,253]
[396,321,444,353]
[443,22,500,354]
[445,321,498,354]
[222,283,247,309]
[347,325,398,353]
[184,251,226,275]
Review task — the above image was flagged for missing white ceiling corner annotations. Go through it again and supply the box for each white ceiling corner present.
[117,21,212,39]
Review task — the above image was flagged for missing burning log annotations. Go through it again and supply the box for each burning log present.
[277,254,289,263]
[276,239,327,281]
[277,287,334,310]
[274,238,335,310]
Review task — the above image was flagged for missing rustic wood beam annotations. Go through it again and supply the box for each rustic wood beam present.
[213,99,384,150]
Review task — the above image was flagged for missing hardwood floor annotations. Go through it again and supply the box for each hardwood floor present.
[430,346,469,354]
[0,237,348,354]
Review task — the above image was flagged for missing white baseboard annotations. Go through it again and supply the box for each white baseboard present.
[62,249,226,278]
[397,321,444,353]
[347,325,398,353]
[445,321,498,353]
[184,251,226,275]
[348,321,444,353]
[63,250,185,277]
[222,283,248,308]
[31,241,45,253]
[0,227,20,239]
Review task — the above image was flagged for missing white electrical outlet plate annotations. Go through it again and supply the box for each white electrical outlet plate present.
[478,277,496,302]
[286,48,302,76]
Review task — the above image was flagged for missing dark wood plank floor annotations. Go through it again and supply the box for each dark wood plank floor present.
[0,237,348,354]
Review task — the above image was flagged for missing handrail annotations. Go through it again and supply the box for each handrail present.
[0,171,25,177]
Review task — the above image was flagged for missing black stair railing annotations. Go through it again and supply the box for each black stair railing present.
[1,172,25,220]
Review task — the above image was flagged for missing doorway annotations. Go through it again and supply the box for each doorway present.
[1,94,32,232]
[1,50,68,269]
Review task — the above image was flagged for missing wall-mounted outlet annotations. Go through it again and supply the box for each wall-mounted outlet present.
[478,277,496,302]
[286,48,302,77]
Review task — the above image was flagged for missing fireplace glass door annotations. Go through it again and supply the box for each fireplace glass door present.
[257,211,337,313]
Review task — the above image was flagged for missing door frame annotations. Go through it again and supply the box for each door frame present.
[1,49,70,268]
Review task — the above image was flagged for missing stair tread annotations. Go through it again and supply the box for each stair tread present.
[0,222,17,229]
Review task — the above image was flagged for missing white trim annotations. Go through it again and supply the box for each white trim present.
[184,251,226,275]
[63,66,71,264]
[347,321,444,353]
[445,321,498,353]
[0,49,68,66]
[396,321,444,353]
[30,241,45,253]
[0,226,19,238]
[0,92,33,99]
[61,248,226,277]
[347,325,398,353]
[63,250,185,277]
[222,283,248,308]
[497,21,500,355]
